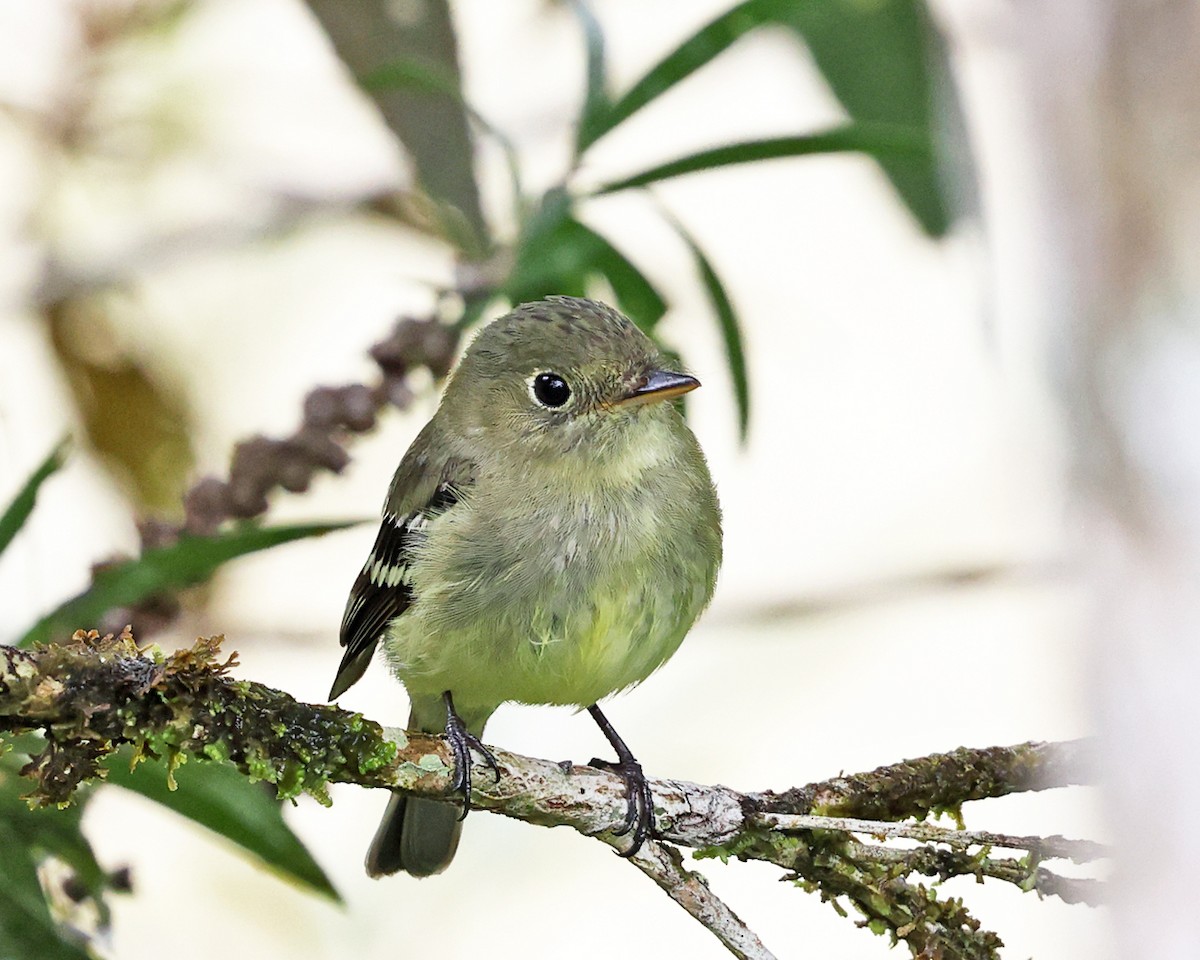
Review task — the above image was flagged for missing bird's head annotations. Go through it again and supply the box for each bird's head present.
[440,297,699,465]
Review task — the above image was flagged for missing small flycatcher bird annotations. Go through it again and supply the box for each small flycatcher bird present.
[329,296,722,877]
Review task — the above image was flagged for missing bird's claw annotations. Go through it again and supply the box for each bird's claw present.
[444,700,500,822]
[590,755,654,857]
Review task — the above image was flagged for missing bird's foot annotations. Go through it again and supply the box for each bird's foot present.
[586,703,654,857]
[588,754,655,857]
[442,691,500,821]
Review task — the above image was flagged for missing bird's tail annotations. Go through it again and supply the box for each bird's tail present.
[365,697,492,878]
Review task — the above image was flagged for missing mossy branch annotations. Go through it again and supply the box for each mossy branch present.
[0,632,1101,960]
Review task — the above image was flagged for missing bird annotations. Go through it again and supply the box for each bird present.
[329,296,722,877]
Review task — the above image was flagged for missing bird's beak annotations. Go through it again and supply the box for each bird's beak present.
[617,369,701,407]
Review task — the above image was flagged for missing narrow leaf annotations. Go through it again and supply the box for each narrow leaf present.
[576,0,957,234]
[0,819,91,960]
[664,215,750,439]
[360,58,459,97]
[570,0,611,155]
[505,200,666,330]
[105,753,338,900]
[771,0,956,235]
[505,189,587,303]
[0,747,112,926]
[0,438,69,557]
[18,521,357,648]
[577,0,779,151]
[307,0,488,245]
[572,223,667,330]
[361,58,522,235]
[596,124,930,195]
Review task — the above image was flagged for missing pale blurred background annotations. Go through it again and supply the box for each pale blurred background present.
[6,0,1187,956]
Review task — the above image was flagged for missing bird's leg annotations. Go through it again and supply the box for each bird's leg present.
[442,690,500,820]
[586,704,654,857]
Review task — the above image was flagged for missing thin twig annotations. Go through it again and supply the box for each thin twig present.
[836,839,1105,907]
[757,813,1108,863]
[625,839,779,960]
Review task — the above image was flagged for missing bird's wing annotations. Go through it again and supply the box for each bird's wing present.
[329,452,474,701]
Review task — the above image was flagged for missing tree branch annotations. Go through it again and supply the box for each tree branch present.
[626,840,778,960]
[750,739,1094,821]
[0,632,1100,959]
[756,813,1106,863]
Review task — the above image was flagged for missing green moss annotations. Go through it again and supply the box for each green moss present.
[11,631,405,810]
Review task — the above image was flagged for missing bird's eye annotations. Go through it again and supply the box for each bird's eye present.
[532,372,571,407]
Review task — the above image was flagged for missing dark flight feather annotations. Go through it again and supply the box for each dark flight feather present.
[329,479,465,700]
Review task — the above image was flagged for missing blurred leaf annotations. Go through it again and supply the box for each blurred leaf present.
[0,743,100,960]
[506,195,666,330]
[663,213,750,439]
[576,0,775,151]
[360,58,460,97]
[576,0,954,235]
[104,752,338,900]
[596,123,930,195]
[18,521,356,648]
[0,438,69,557]
[587,227,667,331]
[570,0,611,156]
[771,0,952,236]
[505,189,588,303]
[361,58,521,219]
[0,746,112,927]
[47,300,195,515]
[0,820,90,960]
[305,0,487,246]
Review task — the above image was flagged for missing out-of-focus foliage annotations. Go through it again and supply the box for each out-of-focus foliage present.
[18,520,357,649]
[774,0,950,235]
[0,755,97,960]
[103,750,338,900]
[47,299,196,516]
[0,440,68,557]
[579,0,950,234]
[306,0,486,247]
[662,213,750,439]
[0,455,344,950]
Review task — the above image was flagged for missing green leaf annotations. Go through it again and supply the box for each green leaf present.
[570,0,611,156]
[577,0,955,235]
[505,190,592,305]
[663,214,750,439]
[0,745,113,927]
[360,58,460,98]
[0,438,69,557]
[360,58,522,245]
[306,0,488,247]
[18,520,357,648]
[577,0,776,151]
[587,227,667,331]
[505,196,666,330]
[771,0,953,235]
[0,746,100,960]
[104,752,338,900]
[0,820,91,960]
[595,123,930,195]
